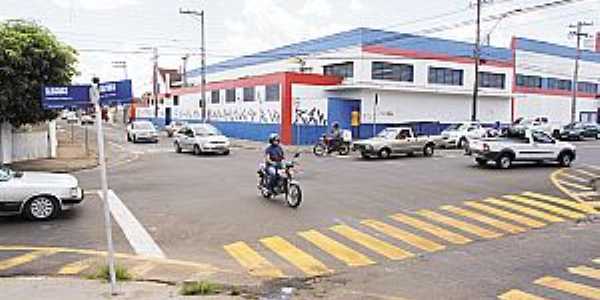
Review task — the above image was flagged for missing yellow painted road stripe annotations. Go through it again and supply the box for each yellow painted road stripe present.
[330,225,414,260]
[573,168,600,178]
[57,258,96,275]
[534,276,600,300]
[522,192,597,214]
[503,195,586,220]
[361,220,445,252]
[560,173,589,183]
[0,250,58,271]
[260,236,332,276]
[416,210,503,239]
[390,213,472,245]
[224,241,284,278]
[557,180,593,191]
[130,261,156,278]
[298,230,375,267]
[568,265,600,280]
[440,205,526,234]
[484,198,565,223]
[464,201,546,229]
[498,289,550,300]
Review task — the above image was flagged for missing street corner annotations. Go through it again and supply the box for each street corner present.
[550,164,600,209]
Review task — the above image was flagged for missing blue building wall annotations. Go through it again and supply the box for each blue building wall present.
[210,122,280,142]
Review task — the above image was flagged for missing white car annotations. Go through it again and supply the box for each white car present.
[174,124,230,155]
[0,166,84,221]
[127,121,159,143]
[80,114,94,125]
[511,117,562,138]
[469,130,576,169]
[440,122,488,149]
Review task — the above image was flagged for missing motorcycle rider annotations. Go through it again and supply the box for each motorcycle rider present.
[264,133,285,193]
[328,122,343,150]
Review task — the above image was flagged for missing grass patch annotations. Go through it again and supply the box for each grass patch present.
[86,264,132,281]
[179,281,222,296]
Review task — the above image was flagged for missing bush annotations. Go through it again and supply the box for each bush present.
[179,281,221,296]
[87,264,132,281]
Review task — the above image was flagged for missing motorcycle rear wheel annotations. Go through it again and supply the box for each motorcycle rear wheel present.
[338,144,350,156]
[286,184,303,208]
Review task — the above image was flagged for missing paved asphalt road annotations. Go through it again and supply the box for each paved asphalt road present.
[1,123,600,299]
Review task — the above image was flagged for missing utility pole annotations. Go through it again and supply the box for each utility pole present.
[181,54,189,87]
[180,8,206,122]
[152,47,159,118]
[569,21,593,123]
[471,0,482,122]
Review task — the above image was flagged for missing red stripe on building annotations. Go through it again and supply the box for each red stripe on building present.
[514,86,598,99]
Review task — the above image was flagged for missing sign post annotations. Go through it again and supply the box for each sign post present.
[373,93,379,138]
[91,77,117,295]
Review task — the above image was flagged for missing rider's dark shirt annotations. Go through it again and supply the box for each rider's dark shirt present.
[265,144,284,163]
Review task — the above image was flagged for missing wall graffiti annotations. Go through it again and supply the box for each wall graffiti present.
[208,107,280,124]
[294,107,327,126]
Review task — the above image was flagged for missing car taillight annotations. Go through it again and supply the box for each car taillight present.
[483,143,490,152]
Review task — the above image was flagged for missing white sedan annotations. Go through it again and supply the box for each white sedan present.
[174,124,231,155]
[127,120,159,143]
[0,166,84,221]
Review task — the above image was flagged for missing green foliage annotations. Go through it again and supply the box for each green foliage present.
[179,281,222,296]
[87,264,132,282]
[0,20,78,126]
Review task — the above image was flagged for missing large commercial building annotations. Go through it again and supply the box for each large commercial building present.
[138,28,600,145]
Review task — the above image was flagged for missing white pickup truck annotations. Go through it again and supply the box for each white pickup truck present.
[468,130,576,169]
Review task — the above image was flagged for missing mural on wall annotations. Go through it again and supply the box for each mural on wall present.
[208,107,281,124]
[293,98,328,126]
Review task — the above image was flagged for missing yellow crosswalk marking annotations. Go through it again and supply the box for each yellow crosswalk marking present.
[416,210,503,239]
[130,261,156,278]
[560,173,589,183]
[568,265,600,280]
[361,220,445,252]
[483,198,565,223]
[464,201,546,229]
[224,241,284,278]
[260,236,332,276]
[298,230,375,267]
[534,276,600,300]
[557,180,593,191]
[390,213,472,245]
[503,195,586,220]
[573,168,600,178]
[330,225,414,260]
[522,192,597,214]
[440,205,526,234]
[498,289,550,300]
[0,250,58,271]
[57,258,96,275]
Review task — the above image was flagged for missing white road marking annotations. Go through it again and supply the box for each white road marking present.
[98,190,165,258]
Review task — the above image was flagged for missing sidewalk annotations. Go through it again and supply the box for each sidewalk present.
[0,277,243,300]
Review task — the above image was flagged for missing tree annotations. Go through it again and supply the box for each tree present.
[0,20,78,127]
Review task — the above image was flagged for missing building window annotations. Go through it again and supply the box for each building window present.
[323,62,354,79]
[428,67,463,86]
[547,78,572,91]
[516,74,542,88]
[225,88,236,103]
[372,62,414,82]
[211,90,220,104]
[478,72,505,89]
[173,95,179,106]
[243,87,255,102]
[265,84,280,102]
[578,81,598,94]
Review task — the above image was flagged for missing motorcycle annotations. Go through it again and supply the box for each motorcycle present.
[313,135,351,156]
[257,153,303,208]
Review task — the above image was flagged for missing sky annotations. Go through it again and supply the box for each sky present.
[2,0,600,96]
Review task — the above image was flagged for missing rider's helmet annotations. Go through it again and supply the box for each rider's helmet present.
[332,122,340,129]
[268,133,280,145]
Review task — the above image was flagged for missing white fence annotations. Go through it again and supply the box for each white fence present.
[0,121,57,164]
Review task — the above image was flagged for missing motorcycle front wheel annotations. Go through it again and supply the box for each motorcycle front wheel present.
[338,144,351,156]
[313,143,327,157]
[286,183,303,208]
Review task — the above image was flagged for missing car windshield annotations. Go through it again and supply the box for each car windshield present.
[192,125,221,136]
[0,166,12,180]
[445,124,468,131]
[135,122,154,130]
[377,129,399,139]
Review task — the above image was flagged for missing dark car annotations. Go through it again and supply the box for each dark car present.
[559,122,586,141]
[581,122,600,139]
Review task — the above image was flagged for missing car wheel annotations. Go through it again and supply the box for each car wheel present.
[24,196,59,221]
[360,152,371,159]
[193,145,202,156]
[223,149,231,156]
[457,138,467,149]
[496,154,512,169]
[132,135,137,143]
[174,142,182,153]
[475,158,487,167]
[127,134,131,142]
[378,148,391,159]
[558,152,573,168]
[423,145,434,157]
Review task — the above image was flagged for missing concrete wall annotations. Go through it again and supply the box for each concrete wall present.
[0,122,57,164]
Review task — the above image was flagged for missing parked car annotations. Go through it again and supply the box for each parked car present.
[559,122,586,141]
[468,130,576,169]
[0,165,84,221]
[440,121,488,149]
[581,122,600,139]
[510,116,562,138]
[126,121,159,143]
[80,114,94,125]
[352,127,437,159]
[165,120,187,137]
[173,123,230,155]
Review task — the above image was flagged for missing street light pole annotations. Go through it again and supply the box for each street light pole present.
[152,47,159,118]
[569,21,592,123]
[471,0,482,122]
[180,8,206,123]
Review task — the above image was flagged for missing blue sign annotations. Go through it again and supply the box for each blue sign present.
[42,80,133,110]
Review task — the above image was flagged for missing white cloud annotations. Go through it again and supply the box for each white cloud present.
[300,0,333,17]
[350,0,364,12]
[51,0,140,11]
